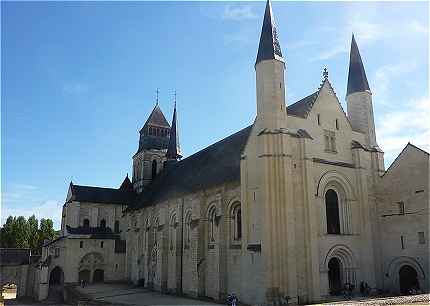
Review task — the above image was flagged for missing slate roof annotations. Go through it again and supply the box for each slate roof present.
[130,126,253,210]
[66,226,120,239]
[286,91,319,118]
[142,104,170,129]
[347,34,370,96]
[256,0,284,66]
[0,248,31,266]
[67,183,135,205]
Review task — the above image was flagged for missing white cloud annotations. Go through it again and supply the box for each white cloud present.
[373,62,417,105]
[377,96,430,165]
[1,183,62,229]
[222,5,257,21]
[310,15,385,62]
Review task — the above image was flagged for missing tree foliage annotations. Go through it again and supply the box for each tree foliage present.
[0,215,58,254]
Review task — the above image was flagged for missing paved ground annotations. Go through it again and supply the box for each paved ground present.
[313,293,429,305]
[75,283,220,306]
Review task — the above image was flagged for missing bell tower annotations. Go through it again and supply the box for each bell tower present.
[132,101,170,192]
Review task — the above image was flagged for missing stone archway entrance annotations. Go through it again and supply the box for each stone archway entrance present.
[399,265,419,294]
[79,252,105,284]
[48,266,64,302]
[328,257,342,295]
[49,267,64,285]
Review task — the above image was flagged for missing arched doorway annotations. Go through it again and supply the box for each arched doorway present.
[399,265,419,294]
[93,269,104,283]
[79,252,105,284]
[49,266,64,285]
[48,266,64,302]
[328,258,342,295]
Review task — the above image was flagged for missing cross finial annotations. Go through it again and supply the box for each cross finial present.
[156,88,160,105]
[323,67,329,80]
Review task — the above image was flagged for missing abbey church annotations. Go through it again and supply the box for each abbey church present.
[5,1,427,304]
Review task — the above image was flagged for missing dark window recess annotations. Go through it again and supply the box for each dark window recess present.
[100,219,106,228]
[336,119,339,130]
[83,219,90,228]
[415,190,424,194]
[80,241,83,248]
[398,201,405,215]
[401,235,405,249]
[151,160,157,179]
[115,239,126,253]
[100,241,104,248]
[326,189,341,234]
[114,221,120,233]
[317,114,321,125]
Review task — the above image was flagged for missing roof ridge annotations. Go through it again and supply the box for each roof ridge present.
[177,125,252,164]
[407,142,430,155]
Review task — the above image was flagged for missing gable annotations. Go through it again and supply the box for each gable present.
[307,81,352,131]
[383,143,429,179]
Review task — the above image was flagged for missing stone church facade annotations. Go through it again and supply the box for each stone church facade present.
[22,1,428,304]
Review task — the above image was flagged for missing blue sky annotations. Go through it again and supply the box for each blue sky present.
[1,1,428,229]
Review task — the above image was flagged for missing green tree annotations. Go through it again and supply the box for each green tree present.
[37,218,56,253]
[0,215,58,253]
[13,216,30,248]
[0,216,15,247]
[28,215,39,253]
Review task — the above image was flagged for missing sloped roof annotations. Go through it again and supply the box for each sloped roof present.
[65,225,120,239]
[0,248,30,266]
[130,126,253,210]
[286,91,319,118]
[143,104,170,129]
[67,184,135,205]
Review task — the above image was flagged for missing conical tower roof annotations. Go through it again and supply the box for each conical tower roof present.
[143,104,170,129]
[255,0,284,66]
[347,34,370,96]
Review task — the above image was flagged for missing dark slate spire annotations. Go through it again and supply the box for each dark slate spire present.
[166,102,181,161]
[255,0,284,66]
[347,34,370,96]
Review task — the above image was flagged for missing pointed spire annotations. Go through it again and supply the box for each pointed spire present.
[347,34,370,96]
[255,0,284,66]
[166,98,181,161]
